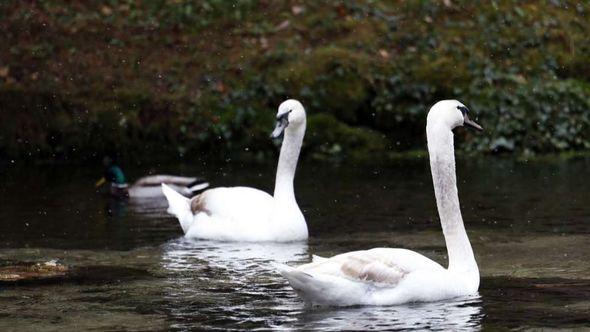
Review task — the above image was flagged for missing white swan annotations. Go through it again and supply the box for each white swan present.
[278,100,483,306]
[161,99,308,242]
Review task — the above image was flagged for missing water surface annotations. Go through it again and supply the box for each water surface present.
[0,158,588,330]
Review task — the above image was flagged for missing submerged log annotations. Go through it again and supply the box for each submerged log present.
[0,259,151,286]
[0,260,68,285]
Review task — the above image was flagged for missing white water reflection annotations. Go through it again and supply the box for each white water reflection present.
[161,238,310,270]
[158,238,483,331]
[287,296,483,331]
[159,238,310,329]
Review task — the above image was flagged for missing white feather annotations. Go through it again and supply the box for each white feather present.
[161,184,193,233]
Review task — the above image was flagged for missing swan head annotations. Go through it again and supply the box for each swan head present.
[427,100,483,131]
[270,99,306,138]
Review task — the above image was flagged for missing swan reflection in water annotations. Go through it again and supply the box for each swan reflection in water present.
[290,296,483,331]
[159,238,309,329]
[161,237,310,271]
[159,238,482,331]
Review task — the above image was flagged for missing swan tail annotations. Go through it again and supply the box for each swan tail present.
[276,264,368,306]
[161,183,194,234]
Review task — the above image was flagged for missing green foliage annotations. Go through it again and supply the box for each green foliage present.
[275,46,372,123]
[1,1,590,162]
[469,79,590,154]
[307,113,388,162]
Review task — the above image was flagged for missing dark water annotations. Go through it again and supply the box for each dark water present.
[0,158,589,331]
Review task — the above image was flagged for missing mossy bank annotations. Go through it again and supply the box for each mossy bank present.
[1,1,589,163]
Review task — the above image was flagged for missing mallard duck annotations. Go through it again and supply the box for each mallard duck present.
[96,161,209,199]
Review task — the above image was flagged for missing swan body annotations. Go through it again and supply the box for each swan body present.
[162,99,308,242]
[278,100,483,306]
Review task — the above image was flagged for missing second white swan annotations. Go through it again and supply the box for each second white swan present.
[278,100,483,306]
[162,99,308,242]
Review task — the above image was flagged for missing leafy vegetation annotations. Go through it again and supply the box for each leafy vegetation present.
[1,0,589,163]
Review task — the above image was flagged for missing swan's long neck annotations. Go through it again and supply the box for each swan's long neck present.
[427,123,478,276]
[273,122,305,203]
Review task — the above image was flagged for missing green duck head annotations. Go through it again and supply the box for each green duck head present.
[96,157,127,187]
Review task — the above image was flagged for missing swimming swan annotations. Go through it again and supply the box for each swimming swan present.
[161,99,308,242]
[277,100,483,306]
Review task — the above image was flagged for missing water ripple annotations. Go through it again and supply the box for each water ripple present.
[157,238,484,331]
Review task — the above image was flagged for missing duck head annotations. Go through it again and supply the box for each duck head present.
[96,158,127,187]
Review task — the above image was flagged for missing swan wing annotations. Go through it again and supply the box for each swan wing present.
[340,255,407,285]
[191,186,274,221]
[279,248,445,305]
[300,248,442,279]
[312,255,328,263]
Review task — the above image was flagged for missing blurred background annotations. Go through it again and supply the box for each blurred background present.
[1,0,589,164]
